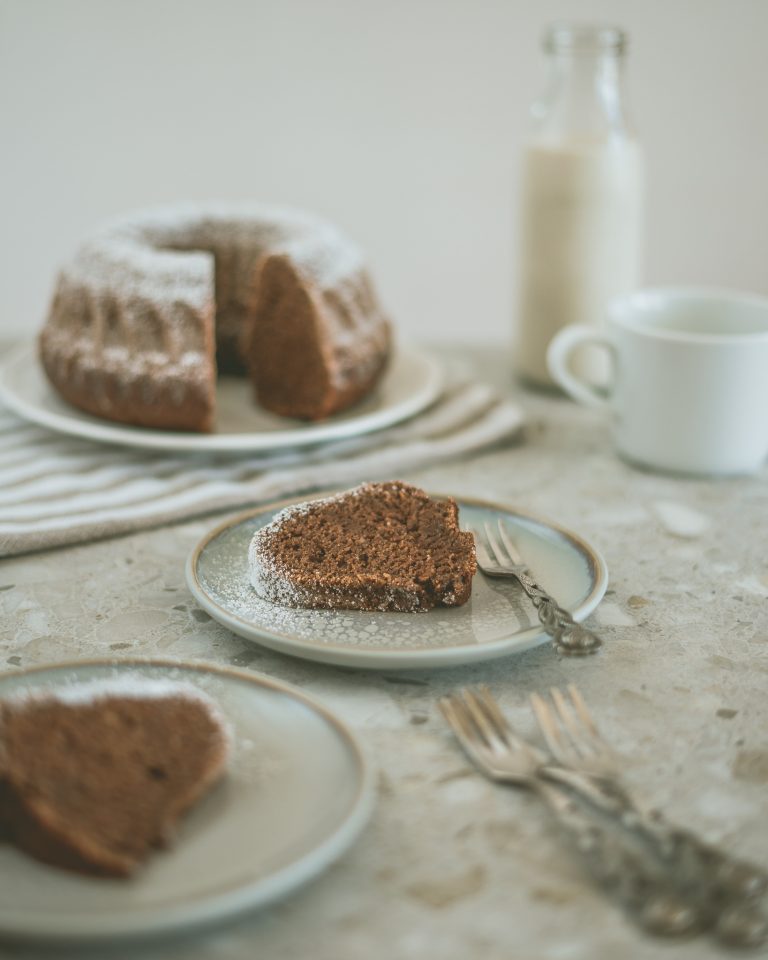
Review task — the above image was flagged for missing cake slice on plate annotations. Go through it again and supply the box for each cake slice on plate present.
[0,678,230,877]
[249,481,477,613]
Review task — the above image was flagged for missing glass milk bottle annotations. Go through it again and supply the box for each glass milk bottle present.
[515,23,643,386]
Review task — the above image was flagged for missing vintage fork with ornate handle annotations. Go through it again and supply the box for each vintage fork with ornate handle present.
[468,519,602,656]
[439,688,701,939]
[530,685,768,947]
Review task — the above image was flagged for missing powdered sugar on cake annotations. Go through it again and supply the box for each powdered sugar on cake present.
[4,677,233,752]
[247,482,476,613]
[40,203,390,430]
[65,204,368,306]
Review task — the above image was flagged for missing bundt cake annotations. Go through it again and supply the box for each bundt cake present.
[0,678,230,877]
[249,481,477,612]
[39,206,392,431]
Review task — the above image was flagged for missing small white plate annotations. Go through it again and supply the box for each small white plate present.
[186,494,609,670]
[0,341,442,452]
[0,659,375,942]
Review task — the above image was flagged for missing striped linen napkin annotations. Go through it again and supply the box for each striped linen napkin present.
[0,382,524,557]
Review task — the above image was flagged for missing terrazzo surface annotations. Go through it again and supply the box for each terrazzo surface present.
[1,345,767,959]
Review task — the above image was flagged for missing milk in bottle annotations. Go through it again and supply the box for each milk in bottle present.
[515,24,643,386]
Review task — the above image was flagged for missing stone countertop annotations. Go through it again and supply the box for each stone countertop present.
[1,345,767,960]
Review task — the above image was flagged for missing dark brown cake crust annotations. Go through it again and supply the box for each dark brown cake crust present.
[0,688,229,877]
[39,326,217,433]
[249,481,477,612]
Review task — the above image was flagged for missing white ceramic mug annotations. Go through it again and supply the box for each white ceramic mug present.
[547,288,768,475]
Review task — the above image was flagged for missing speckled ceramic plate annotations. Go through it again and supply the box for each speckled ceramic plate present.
[0,341,442,452]
[0,659,375,943]
[186,494,609,669]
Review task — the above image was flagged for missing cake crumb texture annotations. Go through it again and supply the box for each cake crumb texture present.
[249,481,477,612]
[0,681,230,877]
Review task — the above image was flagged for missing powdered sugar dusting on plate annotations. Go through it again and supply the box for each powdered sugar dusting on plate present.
[195,502,544,653]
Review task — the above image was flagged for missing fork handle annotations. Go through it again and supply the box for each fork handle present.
[535,779,700,937]
[513,570,602,656]
[573,776,768,899]
[543,769,768,947]
[600,788,768,921]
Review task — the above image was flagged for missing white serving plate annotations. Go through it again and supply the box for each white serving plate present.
[0,659,375,942]
[0,341,442,452]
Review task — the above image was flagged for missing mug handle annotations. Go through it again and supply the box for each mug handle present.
[547,325,614,410]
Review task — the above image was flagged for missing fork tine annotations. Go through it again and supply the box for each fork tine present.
[439,695,497,776]
[530,691,576,765]
[467,525,496,570]
[439,696,481,754]
[483,521,504,564]
[496,519,525,566]
[438,695,458,732]
[463,687,508,750]
[568,684,600,738]
[474,685,511,740]
[474,687,551,766]
[550,687,595,760]
[566,685,616,762]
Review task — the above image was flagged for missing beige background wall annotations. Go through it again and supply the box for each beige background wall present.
[1,0,766,344]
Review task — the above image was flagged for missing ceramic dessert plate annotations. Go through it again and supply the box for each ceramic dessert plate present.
[187,494,609,669]
[0,659,375,942]
[0,341,442,452]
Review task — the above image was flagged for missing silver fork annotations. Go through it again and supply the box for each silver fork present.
[469,519,602,656]
[439,687,700,938]
[531,685,768,948]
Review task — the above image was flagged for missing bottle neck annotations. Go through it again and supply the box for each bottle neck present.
[532,27,635,144]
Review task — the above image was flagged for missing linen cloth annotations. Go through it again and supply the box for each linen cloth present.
[0,382,524,557]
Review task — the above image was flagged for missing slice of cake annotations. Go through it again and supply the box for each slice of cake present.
[249,481,477,612]
[0,678,230,877]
